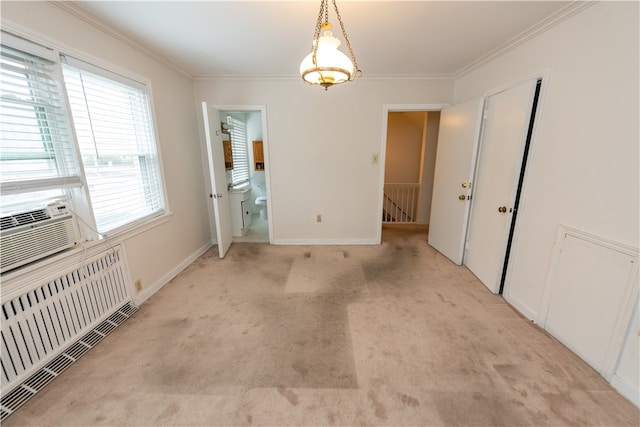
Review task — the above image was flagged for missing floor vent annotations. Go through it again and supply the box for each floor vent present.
[0,302,137,421]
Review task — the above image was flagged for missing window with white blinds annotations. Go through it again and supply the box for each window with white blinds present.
[62,57,165,233]
[0,40,81,212]
[1,32,166,238]
[226,115,249,186]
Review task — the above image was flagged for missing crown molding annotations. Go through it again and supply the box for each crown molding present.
[454,1,597,79]
[193,74,454,81]
[51,1,194,80]
[48,0,596,83]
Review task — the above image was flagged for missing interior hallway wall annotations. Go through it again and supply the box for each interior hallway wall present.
[2,2,212,301]
[385,112,425,183]
[453,2,639,403]
[193,78,453,244]
[417,111,440,224]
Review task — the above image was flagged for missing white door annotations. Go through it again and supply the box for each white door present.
[464,80,537,293]
[202,102,233,258]
[428,98,484,265]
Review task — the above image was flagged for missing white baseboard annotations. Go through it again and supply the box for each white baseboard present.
[610,374,640,408]
[503,293,538,322]
[273,238,379,245]
[133,240,213,306]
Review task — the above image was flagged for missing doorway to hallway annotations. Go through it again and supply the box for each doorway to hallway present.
[379,105,445,245]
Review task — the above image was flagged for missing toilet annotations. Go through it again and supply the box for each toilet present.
[255,196,267,220]
[255,183,268,220]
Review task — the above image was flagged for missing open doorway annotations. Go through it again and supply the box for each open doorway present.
[202,104,272,255]
[219,110,269,243]
[379,105,445,243]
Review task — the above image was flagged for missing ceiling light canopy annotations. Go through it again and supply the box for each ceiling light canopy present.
[300,0,362,91]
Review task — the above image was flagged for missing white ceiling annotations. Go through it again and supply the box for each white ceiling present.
[71,1,575,79]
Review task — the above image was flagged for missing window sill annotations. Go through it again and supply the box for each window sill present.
[101,210,173,242]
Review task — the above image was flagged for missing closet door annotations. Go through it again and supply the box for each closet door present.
[428,98,484,265]
[464,79,538,293]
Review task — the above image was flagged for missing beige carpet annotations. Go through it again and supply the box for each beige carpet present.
[5,225,638,426]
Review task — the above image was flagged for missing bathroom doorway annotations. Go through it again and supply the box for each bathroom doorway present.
[216,106,271,244]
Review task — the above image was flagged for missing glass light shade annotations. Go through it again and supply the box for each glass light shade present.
[300,31,355,88]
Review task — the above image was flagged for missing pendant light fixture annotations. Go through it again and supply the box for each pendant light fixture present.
[300,0,362,90]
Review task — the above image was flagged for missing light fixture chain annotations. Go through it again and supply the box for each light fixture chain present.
[324,0,329,25]
[301,0,362,89]
[311,0,328,65]
[331,0,361,78]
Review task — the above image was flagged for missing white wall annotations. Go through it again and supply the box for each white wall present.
[453,2,638,402]
[2,2,212,300]
[193,78,453,244]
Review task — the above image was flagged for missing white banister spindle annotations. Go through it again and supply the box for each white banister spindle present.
[382,183,420,224]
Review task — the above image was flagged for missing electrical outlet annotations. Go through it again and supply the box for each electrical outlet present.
[134,279,142,292]
[316,214,322,223]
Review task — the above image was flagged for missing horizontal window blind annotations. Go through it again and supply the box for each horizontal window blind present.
[0,43,80,194]
[62,58,164,233]
[227,115,249,186]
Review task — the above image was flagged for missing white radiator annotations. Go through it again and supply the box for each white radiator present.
[0,245,133,398]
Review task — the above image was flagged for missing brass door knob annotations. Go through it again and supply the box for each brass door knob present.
[459,195,466,200]
[498,206,507,213]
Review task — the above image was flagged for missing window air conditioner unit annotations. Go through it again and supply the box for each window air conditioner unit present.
[0,201,78,274]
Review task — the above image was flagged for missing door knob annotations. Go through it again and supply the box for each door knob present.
[498,206,507,213]
[461,182,471,189]
[459,195,466,201]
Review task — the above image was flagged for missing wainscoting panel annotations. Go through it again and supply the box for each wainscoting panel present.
[539,226,638,379]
